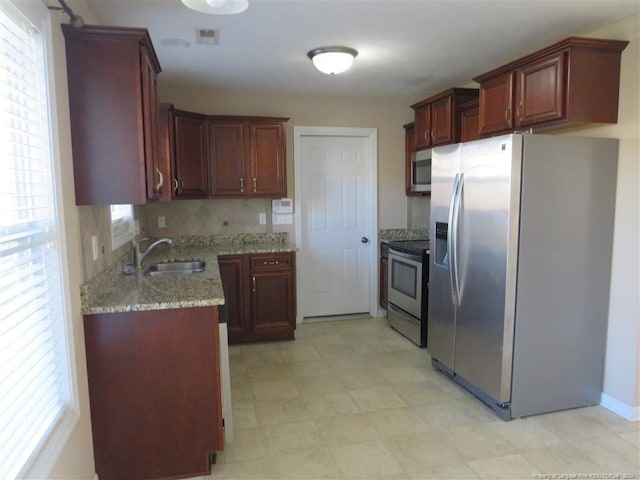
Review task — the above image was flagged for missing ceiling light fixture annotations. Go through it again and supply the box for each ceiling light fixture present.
[181,0,248,15]
[307,46,358,75]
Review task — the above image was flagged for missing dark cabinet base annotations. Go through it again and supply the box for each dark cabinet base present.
[84,307,223,480]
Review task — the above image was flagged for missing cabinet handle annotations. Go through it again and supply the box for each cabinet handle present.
[253,178,257,192]
[178,177,184,194]
[504,105,511,122]
[173,177,178,193]
[155,167,164,192]
[263,260,280,265]
[424,130,428,140]
[431,128,436,141]
[252,276,256,292]
[517,102,523,120]
[240,177,244,193]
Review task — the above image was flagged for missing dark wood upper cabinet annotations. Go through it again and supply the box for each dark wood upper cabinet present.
[209,121,247,197]
[209,116,288,198]
[250,121,287,197]
[157,103,175,201]
[458,99,480,143]
[474,37,629,136]
[62,25,161,205]
[413,103,432,150]
[477,72,514,136]
[411,88,479,150]
[173,110,210,199]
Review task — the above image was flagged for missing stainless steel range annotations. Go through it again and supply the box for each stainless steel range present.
[387,240,429,347]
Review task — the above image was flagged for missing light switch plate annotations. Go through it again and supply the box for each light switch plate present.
[91,235,99,261]
[158,216,166,228]
[259,213,267,225]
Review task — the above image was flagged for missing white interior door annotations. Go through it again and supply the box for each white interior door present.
[294,127,377,320]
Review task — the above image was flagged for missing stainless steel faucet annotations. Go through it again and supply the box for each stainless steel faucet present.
[134,237,173,270]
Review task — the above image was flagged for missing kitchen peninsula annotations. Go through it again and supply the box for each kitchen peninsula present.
[81,233,295,480]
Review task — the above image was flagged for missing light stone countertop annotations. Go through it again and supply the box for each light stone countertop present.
[81,234,296,315]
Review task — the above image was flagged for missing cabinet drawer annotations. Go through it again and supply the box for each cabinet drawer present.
[250,253,293,271]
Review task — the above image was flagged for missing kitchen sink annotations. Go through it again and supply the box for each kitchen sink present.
[144,260,206,276]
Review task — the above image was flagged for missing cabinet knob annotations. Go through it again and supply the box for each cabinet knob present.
[253,178,257,192]
[240,177,244,193]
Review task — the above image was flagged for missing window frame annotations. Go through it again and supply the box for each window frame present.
[2,1,81,477]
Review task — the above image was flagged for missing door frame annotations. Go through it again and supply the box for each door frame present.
[293,126,378,324]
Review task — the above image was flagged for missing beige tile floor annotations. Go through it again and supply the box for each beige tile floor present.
[198,317,639,480]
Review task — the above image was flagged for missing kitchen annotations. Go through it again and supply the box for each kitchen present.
[1,0,638,479]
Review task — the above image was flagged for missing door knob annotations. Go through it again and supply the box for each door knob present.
[361,237,369,244]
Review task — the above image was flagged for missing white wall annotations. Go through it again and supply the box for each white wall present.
[570,14,640,420]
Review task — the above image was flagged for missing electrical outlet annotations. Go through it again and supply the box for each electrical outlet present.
[91,235,99,261]
[259,213,267,225]
[158,216,166,228]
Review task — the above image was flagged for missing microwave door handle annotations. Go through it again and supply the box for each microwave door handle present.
[451,173,464,306]
[447,173,460,305]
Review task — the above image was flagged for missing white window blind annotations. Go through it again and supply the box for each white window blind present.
[0,2,72,478]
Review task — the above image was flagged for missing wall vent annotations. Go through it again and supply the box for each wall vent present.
[195,28,219,45]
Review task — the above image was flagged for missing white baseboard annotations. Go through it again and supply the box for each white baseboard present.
[601,393,640,421]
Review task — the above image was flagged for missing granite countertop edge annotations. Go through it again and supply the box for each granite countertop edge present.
[81,237,296,316]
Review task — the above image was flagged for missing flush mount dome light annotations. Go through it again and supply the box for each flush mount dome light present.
[181,0,248,14]
[307,46,358,75]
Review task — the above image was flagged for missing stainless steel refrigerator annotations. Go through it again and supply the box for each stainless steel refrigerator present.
[428,133,618,420]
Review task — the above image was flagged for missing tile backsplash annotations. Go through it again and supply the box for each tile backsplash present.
[407,196,430,229]
[141,198,292,237]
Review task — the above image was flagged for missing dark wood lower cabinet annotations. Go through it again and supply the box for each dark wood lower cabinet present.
[220,252,296,344]
[84,307,223,480]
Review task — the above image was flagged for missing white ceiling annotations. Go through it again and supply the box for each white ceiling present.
[83,0,639,101]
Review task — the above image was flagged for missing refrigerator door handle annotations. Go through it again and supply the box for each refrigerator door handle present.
[447,173,460,304]
[451,173,464,305]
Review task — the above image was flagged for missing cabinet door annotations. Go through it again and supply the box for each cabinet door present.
[478,71,514,136]
[219,255,251,343]
[249,122,287,197]
[84,307,223,480]
[431,96,453,145]
[413,103,432,150]
[515,53,565,128]
[210,121,247,197]
[157,103,174,201]
[174,112,209,198]
[140,46,161,201]
[251,270,295,335]
[460,104,480,143]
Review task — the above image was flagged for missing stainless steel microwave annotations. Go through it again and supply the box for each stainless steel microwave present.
[410,148,431,193]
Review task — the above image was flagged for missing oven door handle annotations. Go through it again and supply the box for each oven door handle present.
[388,249,421,263]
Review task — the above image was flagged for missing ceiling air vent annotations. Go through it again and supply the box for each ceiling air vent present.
[195,28,220,45]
